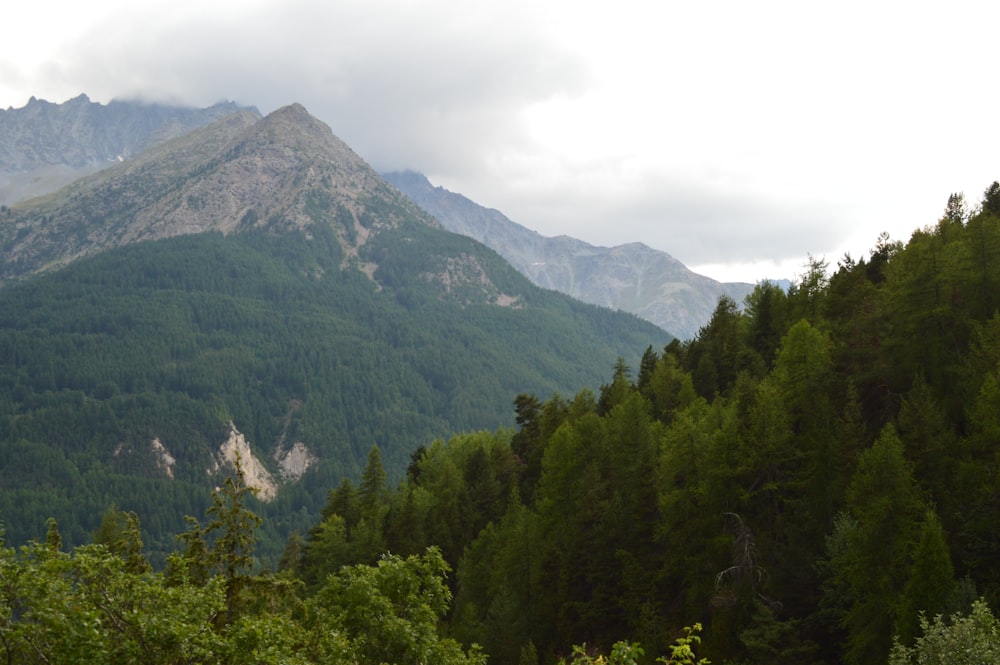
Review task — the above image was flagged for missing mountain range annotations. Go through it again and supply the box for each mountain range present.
[1,95,756,340]
[0,98,671,560]
[2,97,997,665]
[0,93,251,206]
[383,171,755,340]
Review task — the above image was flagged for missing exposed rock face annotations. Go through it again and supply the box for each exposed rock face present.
[0,103,440,286]
[422,252,522,307]
[274,442,318,482]
[0,94,255,205]
[151,438,176,479]
[383,171,755,340]
[216,424,278,502]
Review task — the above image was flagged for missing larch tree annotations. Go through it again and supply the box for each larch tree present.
[827,424,925,665]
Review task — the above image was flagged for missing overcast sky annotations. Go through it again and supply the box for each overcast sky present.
[2,0,998,283]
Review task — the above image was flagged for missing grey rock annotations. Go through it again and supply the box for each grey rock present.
[383,171,754,339]
[0,104,443,284]
[0,94,256,204]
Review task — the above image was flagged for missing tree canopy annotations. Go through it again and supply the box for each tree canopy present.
[5,182,1000,664]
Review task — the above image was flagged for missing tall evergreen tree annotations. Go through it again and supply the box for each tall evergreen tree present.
[686,296,747,399]
[826,425,925,665]
[743,280,788,371]
[894,509,955,645]
[982,181,1000,216]
[598,357,635,416]
[944,192,968,224]
[359,445,388,521]
[896,375,959,520]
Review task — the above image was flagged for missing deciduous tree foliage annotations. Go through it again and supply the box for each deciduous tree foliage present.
[0,485,486,665]
[888,599,1000,665]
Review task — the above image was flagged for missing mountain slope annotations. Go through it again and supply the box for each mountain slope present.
[1,104,415,281]
[0,103,671,560]
[0,94,254,205]
[383,170,755,339]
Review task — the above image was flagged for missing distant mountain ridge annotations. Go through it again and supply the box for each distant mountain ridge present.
[383,170,754,339]
[0,103,438,282]
[0,95,756,339]
[0,99,670,558]
[0,94,255,205]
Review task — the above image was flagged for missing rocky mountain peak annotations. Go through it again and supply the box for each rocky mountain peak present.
[0,95,255,172]
[245,103,336,150]
[0,104,437,283]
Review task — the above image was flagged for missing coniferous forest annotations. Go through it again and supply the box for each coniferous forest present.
[3,183,1000,664]
[0,220,670,562]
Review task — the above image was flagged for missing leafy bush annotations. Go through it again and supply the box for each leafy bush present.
[889,599,1000,665]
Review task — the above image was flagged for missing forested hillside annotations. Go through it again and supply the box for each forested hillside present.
[2,184,999,663]
[0,101,671,565]
[0,225,669,563]
[382,170,754,340]
[281,184,1000,664]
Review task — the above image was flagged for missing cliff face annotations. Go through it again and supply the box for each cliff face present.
[215,425,279,501]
